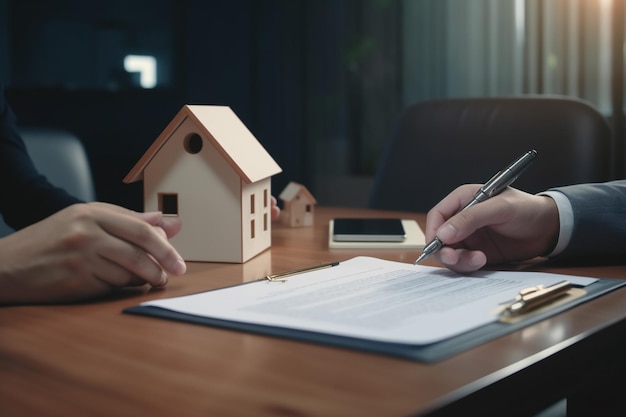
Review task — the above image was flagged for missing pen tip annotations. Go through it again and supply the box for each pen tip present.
[413,254,425,265]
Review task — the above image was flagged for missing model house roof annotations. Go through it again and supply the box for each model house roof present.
[124,105,282,184]
[279,181,317,204]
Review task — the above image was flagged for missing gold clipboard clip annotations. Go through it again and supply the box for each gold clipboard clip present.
[264,261,340,283]
[502,280,572,317]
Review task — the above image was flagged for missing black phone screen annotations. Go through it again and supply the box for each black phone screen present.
[332,218,406,242]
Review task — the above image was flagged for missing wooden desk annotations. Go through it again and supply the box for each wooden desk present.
[2,207,625,417]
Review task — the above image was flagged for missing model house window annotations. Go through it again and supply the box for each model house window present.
[251,219,255,239]
[264,213,268,231]
[306,204,312,212]
[184,133,203,154]
[264,189,268,208]
[159,193,178,216]
[250,194,255,214]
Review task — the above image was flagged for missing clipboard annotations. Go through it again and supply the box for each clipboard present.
[124,265,625,363]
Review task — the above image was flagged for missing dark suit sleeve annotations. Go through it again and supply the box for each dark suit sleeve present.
[0,84,82,231]
[550,180,626,263]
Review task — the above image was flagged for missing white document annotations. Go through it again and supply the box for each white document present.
[141,257,597,345]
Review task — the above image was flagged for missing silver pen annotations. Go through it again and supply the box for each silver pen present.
[414,149,538,265]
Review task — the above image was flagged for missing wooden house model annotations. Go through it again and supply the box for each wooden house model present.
[124,105,282,263]
[279,181,317,227]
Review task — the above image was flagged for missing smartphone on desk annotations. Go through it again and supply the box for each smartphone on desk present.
[331,218,406,242]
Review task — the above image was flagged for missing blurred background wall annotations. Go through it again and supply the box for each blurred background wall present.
[1,0,624,210]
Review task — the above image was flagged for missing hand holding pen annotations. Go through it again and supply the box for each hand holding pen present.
[417,150,560,273]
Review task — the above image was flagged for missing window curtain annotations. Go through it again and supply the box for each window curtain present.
[402,0,625,176]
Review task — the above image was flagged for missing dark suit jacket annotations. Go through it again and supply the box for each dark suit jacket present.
[0,82,80,230]
[552,180,626,263]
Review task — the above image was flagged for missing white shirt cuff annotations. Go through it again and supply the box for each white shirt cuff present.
[537,191,574,257]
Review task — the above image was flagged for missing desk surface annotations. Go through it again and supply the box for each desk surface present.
[2,206,625,417]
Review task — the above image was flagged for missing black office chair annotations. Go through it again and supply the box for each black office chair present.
[368,96,614,213]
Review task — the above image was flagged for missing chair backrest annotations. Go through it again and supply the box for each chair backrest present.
[0,127,95,236]
[368,96,614,213]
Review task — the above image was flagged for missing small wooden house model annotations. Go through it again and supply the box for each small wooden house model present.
[124,105,282,263]
[279,181,317,227]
